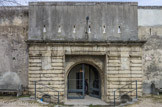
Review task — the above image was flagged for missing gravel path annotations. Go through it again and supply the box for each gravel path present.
[128,99,162,107]
[126,95,162,107]
[0,96,48,107]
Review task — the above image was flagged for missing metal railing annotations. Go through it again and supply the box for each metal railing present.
[33,81,63,104]
[113,80,138,106]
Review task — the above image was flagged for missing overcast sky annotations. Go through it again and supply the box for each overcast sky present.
[13,0,162,6]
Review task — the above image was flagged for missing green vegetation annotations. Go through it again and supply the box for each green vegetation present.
[89,105,109,107]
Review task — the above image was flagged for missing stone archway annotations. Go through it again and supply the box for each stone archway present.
[64,55,105,101]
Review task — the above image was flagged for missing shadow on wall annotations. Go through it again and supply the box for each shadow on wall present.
[0,71,21,85]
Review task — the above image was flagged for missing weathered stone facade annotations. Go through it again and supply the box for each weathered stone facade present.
[0,7,28,87]
[28,42,143,102]
[26,2,144,103]
[1,2,162,104]
[138,6,162,94]
[28,2,138,41]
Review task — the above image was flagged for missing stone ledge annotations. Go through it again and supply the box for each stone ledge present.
[26,40,146,46]
[29,2,138,6]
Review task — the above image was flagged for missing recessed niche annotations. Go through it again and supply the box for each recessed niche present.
[150,28,151,35]
[23,27,26,33]
[43,25,46,33]
[12,57,16,60]
[118,26,121,33]
[88,25,91,33]
[58,25,61,33]
[103,25,106,34]
[73,25,76,33]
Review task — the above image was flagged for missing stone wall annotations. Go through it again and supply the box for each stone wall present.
[0,7,28,88]
[138,6,162,94]
[0,4,161,102]
[28,44,65,102]
[106,44,143,102]
[28,2,138,41]
[28,43,143,103]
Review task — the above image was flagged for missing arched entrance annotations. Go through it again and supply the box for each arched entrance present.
[67,63,101,99]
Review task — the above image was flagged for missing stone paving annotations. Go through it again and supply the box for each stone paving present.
[64,95,108,106]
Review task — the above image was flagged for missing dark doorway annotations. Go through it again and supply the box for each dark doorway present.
[89,66,100,98]
[76,72,83,89]
[67,64,101,99]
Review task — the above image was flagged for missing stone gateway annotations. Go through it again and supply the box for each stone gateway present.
[1,1,162,104]
[27,2,143,103]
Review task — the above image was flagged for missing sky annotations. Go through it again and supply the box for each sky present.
[7,0,162,6]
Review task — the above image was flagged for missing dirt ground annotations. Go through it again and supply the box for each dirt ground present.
[125,95,162,107]
[0,96,49,107]
[0,95,161,107]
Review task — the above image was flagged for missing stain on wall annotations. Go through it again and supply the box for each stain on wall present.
[0,7,28,87]
[28,2,138,41]
[138,6,162,94]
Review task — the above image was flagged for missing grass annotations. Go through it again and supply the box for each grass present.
[150,94,162,103]
[89,105,110,107]
[18,94,31,98]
